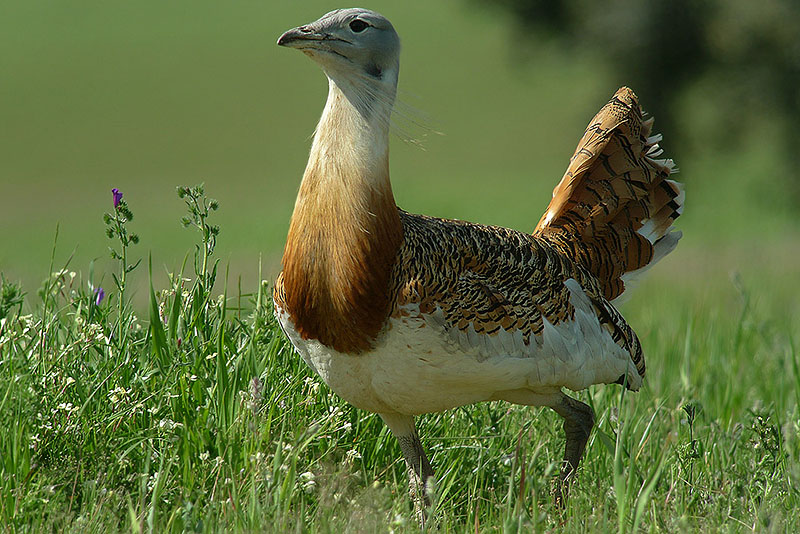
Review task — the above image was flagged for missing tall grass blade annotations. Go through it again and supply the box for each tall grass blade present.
[148,255,169,368]
[167,277,182,343]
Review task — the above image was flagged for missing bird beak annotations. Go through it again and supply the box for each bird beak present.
[277,25,325,48]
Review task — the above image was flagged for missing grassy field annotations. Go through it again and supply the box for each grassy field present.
[2,1,800,532]
[1,192,798,533]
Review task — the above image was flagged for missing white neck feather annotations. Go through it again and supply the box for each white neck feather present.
[303,72,396,189]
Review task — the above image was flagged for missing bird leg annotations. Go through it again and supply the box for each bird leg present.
[380,413,435,525]
[397,432,435,507]
[550,393,595,507]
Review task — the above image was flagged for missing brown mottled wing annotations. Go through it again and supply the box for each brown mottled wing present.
[534,87,683,302]
[393,211,645,384]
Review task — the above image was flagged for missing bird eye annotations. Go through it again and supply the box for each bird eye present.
[349,19,369,33]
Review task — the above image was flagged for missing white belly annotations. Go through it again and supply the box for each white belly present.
[275,306,498,413]
[274,286,637,416]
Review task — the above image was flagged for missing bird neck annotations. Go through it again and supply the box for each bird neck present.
[309,76,394,183]
[281,77,403,354]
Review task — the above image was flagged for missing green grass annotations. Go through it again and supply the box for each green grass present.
[1,183,799,533]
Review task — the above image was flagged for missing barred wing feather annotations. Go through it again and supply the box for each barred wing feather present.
[534,87,684,303]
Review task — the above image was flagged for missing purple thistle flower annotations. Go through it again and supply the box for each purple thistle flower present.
[94,287,105,305]
[112,188,123,208]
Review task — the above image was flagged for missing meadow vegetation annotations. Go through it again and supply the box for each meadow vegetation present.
[1,181,799,533]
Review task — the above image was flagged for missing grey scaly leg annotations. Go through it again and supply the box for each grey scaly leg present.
[380,413,434,525]
[550,393,595,506]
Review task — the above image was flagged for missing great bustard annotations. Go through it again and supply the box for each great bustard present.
[274,7,683,515]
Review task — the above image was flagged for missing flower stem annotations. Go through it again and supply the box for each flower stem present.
[115,216,127,345]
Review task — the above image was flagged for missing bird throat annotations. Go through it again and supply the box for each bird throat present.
[281,79,403,354]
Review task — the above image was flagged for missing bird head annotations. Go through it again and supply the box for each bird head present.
[277,8,400,99]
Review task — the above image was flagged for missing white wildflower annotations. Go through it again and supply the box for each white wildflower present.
[108,386,129,404]
[158,419,182,431]
[299,471,316,494]
[345,448,362,465]
[19,314,35,335]
[303,376,320,394]
[56,402,77,413]
[147,471,159,492]
[86,323,109,344]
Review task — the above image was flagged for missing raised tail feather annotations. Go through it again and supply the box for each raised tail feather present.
[534,87,684,303]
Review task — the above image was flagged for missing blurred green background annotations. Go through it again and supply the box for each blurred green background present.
[1,0,798,312]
